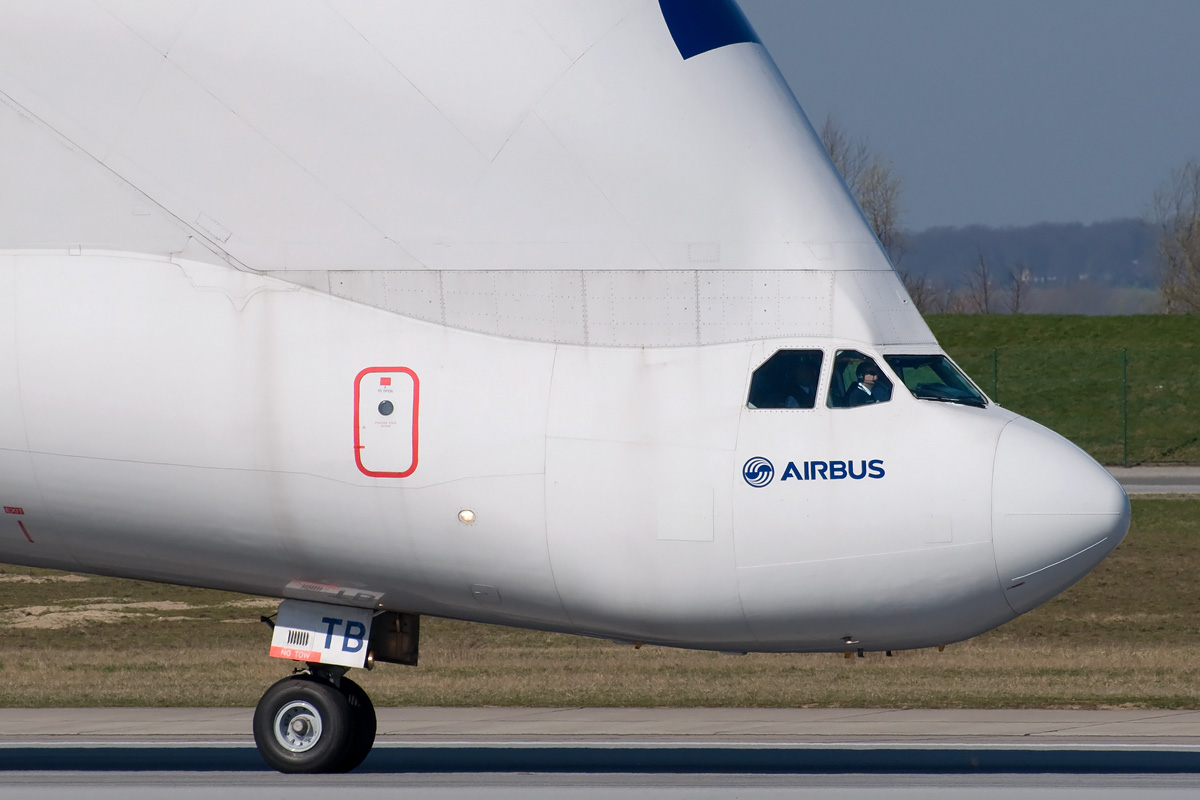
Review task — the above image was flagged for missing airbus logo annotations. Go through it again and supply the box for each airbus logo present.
[782,460,885,481]
[743,458,886,487]
[742,457,775,487]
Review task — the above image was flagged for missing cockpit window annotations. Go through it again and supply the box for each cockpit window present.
[883,354,988,408]
[827,350,893,408]
[747,350,824,409]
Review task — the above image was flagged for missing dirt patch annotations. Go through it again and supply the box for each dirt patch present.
[87,601,197,612]
[2,600,201,629]
[0,575,89,584]
[222,598,280,609]
[5,609,144,629]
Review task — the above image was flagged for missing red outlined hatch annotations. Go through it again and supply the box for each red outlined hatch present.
[354,367,419,478]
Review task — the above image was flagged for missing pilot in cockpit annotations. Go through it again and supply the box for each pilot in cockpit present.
[846,361,882,406]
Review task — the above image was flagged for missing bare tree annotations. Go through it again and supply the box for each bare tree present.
[820,114,870,195]
[944,287,971,314]
[1007,260,1031,314]
[1152,158,1200,313]
[858,158,906,264]
[819,114,906,267]
[965,250,994,314]
[897,270,936,313]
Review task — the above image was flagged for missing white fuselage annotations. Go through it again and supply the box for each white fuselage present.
[0,250,1129,653]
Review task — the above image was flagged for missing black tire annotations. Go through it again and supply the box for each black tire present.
[334,677,377,772]
[253,675,353,773]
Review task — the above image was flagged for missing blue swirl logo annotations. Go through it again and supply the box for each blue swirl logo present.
[742,457,774,488]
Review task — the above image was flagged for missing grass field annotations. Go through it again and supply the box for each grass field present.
[1,497,1196,709]
[927,314,1200,465]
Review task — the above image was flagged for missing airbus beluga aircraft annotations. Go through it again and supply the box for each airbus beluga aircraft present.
[0,0,1129,773]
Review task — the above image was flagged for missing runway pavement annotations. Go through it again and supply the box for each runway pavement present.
[2,708,1199,797]
[2,707,1200,771]
[7,706,1200,740]
[1108,466,1200,495]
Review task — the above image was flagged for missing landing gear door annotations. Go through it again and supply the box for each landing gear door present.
[354,367,418,478]
[269,600,374,669]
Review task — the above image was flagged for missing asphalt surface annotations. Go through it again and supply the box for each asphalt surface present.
[0,710,1195,796]
[2,709,1199,797]
[3,708,1200,770]
[0,774,1197,800]
[1107,466,1200,495]
[0,775,1197,800]
[5,706,1200,740]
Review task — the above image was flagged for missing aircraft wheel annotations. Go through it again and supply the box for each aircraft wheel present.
[334,677,377,772]
[253,675,352,773]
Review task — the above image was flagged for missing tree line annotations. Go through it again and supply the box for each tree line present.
[820,116,1200,314]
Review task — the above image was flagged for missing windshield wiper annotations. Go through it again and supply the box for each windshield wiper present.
[913,393,986,408]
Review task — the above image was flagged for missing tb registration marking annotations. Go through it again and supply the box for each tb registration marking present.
[269,599,375,669]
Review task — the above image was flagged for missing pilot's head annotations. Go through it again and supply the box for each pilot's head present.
[857,362,879,386]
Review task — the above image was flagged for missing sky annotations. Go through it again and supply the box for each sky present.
[737,0,1200,231]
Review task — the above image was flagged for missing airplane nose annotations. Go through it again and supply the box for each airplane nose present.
[992,418,1131,615]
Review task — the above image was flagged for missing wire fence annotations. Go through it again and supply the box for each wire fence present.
[948,347,1200,466]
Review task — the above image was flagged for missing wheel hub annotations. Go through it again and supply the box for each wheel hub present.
[273,700,323,752]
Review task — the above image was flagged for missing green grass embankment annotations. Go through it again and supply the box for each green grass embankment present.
[928,315,1200,464]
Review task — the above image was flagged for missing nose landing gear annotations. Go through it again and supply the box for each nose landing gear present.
[253,601,418,773]
[252,668,377,773]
